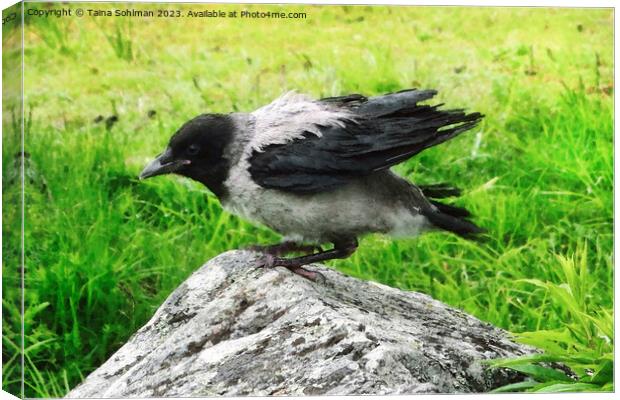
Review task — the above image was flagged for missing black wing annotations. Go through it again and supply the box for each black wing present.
[248,89,482,194]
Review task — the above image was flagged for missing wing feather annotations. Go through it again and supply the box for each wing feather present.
[248,89,482,194]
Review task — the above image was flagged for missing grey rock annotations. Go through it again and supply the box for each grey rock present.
[66,250,532,397]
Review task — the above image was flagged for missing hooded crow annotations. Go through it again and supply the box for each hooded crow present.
[140,89,484,280]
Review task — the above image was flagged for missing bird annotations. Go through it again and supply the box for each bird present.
[140,89,484,280]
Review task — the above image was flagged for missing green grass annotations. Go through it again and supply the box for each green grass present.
[487,248,613,392]
[2,4,613,397]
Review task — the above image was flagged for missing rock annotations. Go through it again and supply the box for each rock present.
[66,250,533,397]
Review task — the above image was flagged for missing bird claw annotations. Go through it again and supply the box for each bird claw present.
[288,266,326,283]
[254,254,325,282]
[255,253,277,269]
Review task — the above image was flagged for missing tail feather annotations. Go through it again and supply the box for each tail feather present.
[418,183,462,198]
[421,208,485,239]
[418,183,484,239]
[429,200,471,218]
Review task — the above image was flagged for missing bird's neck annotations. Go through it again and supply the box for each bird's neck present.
[192,165,230,200]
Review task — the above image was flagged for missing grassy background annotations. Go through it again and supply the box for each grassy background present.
[2,3,613,396]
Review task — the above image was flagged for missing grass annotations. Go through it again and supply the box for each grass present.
[2,4,613,397]
[487,246,613,393]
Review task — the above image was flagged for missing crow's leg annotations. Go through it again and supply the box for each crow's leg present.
[257,238,358,281]
[247,241,323,256]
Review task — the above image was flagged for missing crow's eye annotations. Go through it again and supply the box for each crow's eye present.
[187,144,200,155]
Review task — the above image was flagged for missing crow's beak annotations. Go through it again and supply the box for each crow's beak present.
[139,148,191,180]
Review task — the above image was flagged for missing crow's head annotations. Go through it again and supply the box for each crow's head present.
[139,114,234,197]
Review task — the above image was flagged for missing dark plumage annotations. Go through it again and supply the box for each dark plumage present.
[249,90,480,194]
[140,89,484,280]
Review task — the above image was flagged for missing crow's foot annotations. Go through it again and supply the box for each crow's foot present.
[288,266,324,281]
[253,237,359,283]
[255,254,325,282]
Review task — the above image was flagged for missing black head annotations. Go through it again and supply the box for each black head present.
[139,114,234,198]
